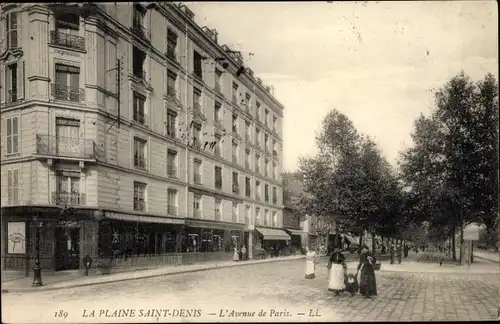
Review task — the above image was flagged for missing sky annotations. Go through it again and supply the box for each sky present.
[186,1,498,172]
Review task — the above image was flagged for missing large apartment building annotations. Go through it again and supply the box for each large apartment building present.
[0,2,286,273]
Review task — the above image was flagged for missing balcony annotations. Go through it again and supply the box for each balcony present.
[131,24,149,41]
[167,205,177,216]
[51,83,85,102]
[166,45,177,61]
[133,111,148,126]
[51,192,86,205]
[7,89,18,103]
[134,198,146,212]
[215,179,222,190]
[193,174,201,185]
[50,30,85,51]
[167,165,177,178]
[232,184,239,194]
[36,134,96,160]
[193,210,201,218]
[134,155,147,170]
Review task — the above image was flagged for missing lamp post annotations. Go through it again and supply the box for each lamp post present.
[32,214,43,287]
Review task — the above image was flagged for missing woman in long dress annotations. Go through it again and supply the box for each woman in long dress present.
[304,247,317,279]
[327,247,347,295]
[357,246,377,298]
[233,246,240,261]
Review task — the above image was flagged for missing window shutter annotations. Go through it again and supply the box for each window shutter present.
[17,61,24,100]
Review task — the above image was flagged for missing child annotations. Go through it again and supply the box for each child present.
[344,272,359,296]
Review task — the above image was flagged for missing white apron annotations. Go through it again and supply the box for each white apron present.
[328,264,346,291]
[305,251,316,278]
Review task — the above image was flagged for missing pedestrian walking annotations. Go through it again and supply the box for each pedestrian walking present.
[241,245,247,261]
[403,245,409,258]
[327,247,347,295]
[397,245,402,264]
[357,246,378,298]
[233,246,240,261]
[304,247,317,279]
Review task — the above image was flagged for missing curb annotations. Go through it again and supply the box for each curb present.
[2,256,305,294]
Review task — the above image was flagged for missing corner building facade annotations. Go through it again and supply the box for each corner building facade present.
[0,2,286,273]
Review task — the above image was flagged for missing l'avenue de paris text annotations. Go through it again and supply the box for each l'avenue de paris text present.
[82,308,202,318]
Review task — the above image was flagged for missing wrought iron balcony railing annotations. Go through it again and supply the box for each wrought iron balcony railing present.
[52,192,86,205]
[134,155,147,169]
[232,184,239,194]
[193,174,201,185]
[167,205,177,215]
[51,83,85,102]
[131,24,149,40]
[167,165,177,178]
[7,89,18,103]
[50,30,85,51]
[134,198,146,211]
[36,134,96,159]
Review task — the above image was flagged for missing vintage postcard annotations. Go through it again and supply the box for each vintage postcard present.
[1,1,498,323]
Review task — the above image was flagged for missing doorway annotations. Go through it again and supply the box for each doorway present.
[55,223,80,271]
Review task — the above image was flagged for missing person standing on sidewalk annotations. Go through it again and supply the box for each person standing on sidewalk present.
[397,245,402,264]
[327,247,347,295]
[304,247,317,279]
[357,246,378,298]
[241,245,247,261]
[233,245,240,261]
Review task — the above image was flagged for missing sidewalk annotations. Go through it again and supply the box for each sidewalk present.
[1,255,305,294]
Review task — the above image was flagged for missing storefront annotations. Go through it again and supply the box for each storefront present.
[284,228,302,254]
[254,227,291,258]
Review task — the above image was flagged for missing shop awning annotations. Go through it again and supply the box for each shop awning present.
[284,228,303,236]
[343,235,359,244]
[185,219,246,231]
[256,227,291,241]
[104,212,185,225]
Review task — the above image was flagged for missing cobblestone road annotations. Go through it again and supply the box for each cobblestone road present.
[3,259,499,323]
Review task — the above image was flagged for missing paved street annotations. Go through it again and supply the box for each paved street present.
[3,258,499,323]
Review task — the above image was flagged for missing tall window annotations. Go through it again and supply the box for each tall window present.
[256,207,261,225]
[273,162,277,180]
[232,143,238,164]
[273,187,277,205]
[245,121,251,142]
[214,198,222,221]
[264,184,269,202]
[166,29,178,61]
[273,116,277,132]
[6,63,17,102]
[52,11,83,50]
[232,172,239,194]
[6,12,18,49]
[264,209,269,226]
[55,172,81,205]
[54,64,80,101]
[133,92,146,125]
[255,128,261,148]
[215,69,222,92]
[133,4,146,28]
[245,177,251,198]
[265,109,269,127]
[192,122,201,147]
[133,181,147,211]
[214,134,222,157]
[133,137,147,169]
[193,51,203,79]
[214,166,222,189]
[232,202,239,223]
[167,188,177,215]
[7,170,19,205]
[214,102,221,122]
[245,149,251,169]
[167,71,177,98]
[264,134,269,152]
[245,205,251,225]
[193,195,201,218]
[255,154,260,174]
[245,93,251,110]
[273,140,277,156]
[232,82,239,103]
[272,211,278,227]
[193,88,202,112]
[232,114,238,133]
[193,159,202,184]
[56,117,80,157]
[166,109,176,137]
[256,102,261,121]
[256,181,261,200]
[265,159,269,177]
[5,117,19,155]
[132,45,146,79]
[167,149,178,178]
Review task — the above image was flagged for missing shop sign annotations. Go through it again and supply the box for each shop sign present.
[57,220,79,227]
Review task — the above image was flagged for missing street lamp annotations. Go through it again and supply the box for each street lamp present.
[32,214,43,287]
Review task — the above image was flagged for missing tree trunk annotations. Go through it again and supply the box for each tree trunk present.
[451,226,457,261]
[371,233,376,254]
[459,221,465,264]
[359,232,364,250]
